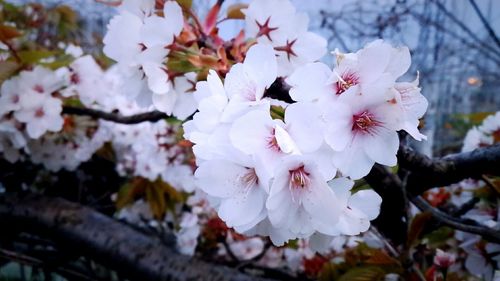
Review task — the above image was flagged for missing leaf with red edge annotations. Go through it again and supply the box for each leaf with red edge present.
[0,25,22,41]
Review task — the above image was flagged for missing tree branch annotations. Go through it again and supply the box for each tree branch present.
[467,0,500,49]
[0,193,274,281]
[365,164,500,245]
[410,196,500,244]
[397,144,500,195]
[62,106,169,124]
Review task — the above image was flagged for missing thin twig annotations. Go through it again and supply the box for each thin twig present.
[468,0,500,48]
[410,196,500,244]
[62,106,169,124]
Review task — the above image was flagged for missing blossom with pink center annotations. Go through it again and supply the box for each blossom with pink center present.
[324,99,400,179]
[392,74,428,140]
[223,43,276,115]
[229,102,323,176]
[433,249,456,269]
[266,156,342,238]
[244,0,296,45]
[286,40,407,104]
[14,92,63,139]
[0,76,22,116]
[244,0,326,76]
[103,1,184,107]
[195,158,268,232]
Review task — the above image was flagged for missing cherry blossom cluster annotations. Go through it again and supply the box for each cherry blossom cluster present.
[102,0,197,119]
[462,111,500,152]
[244,0,327,76]
[0,66,109,171]
[0,54,120,171]
[103,118,195,193]
[184,35,428,246]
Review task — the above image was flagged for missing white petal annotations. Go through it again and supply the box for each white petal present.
[285,102,324,153]
[348,190,382,220]
[286,62,332,102]
[219,187,266,228]
[163,1,184,36]
[229,110,272,155]
[195,159,248,198]
[152,91,176,114]
[243,44,277,89]
[361,126,399,167]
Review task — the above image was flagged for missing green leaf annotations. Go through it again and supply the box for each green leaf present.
[337,266,386,281]
[423,226,454,247]
[270,105,285,120]
[40,54,74,69]
[318,263,340,281]
[0,60,19,85]
[18,50,56,64]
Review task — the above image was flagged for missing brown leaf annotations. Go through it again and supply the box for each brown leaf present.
[0,25,21,41]
[226,3,248,19]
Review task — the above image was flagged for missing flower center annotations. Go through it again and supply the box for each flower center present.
[35,107,45,118]
[289,165,310,189]
[352,111,381,135]
[335,71,359,95]
[33,84,44,94]
[266,128,281,152]
[241,168,259,188]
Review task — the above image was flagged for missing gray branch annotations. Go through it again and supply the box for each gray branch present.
[62,106,169,124]
[0,193,274,281]
[397,144,500,195]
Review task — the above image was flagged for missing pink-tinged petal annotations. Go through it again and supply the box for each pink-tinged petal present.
[243,44,277,89]
[349,190,382,220]
[234,208,268,233]
[286,62,332,102]
[229,110,272,155]
[224,63,258,101]
[195,159,248,198]
[274,125,299,154]
[324,102,353,151]
[386,46,411,78]
[358,40,392,84]
[266,187,297,229]
[219,186,267,228]
[333,140,374,180]
[304,145,337,180]
[285,102,324,152]
[361,126,399,167]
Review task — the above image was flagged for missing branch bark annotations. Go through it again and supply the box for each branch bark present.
[397,144,500,195]
[410,196,500,244]
[0,193,274,281]
[62,106,169,124]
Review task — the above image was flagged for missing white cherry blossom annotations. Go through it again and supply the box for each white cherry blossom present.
[266,156,342,238]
